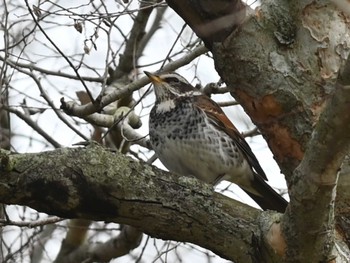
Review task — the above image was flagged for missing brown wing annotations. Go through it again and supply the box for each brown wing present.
[193,95,268,181]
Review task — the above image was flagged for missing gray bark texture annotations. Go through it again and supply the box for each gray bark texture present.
[167,0,350,262]
[0,145,273,262]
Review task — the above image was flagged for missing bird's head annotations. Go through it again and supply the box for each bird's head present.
[144,71,200,102]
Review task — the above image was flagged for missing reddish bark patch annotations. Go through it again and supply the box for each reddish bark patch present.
[264,124,304,165]
[252,94,284,122]
[235,90,304,165]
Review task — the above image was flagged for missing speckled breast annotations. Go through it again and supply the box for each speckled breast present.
[149,97,245,184]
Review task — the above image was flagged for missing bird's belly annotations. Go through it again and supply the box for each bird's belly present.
[150,124,253,186]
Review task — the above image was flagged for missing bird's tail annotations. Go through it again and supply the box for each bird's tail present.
[242,173,288,213]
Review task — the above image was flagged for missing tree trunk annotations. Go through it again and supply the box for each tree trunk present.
[167,0,350,262]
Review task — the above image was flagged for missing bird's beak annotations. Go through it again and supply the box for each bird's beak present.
[144,71,163,84]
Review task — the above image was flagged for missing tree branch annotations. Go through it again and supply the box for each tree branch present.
[282,53,350,262]
[0,55,104,83]
[3,106,61,148]
[0,216,63,228]
[145,1,350,261]
[110,0,157,81]
[0,145,282,262]
[165,0,246,47]
[60,45,208,118]
[56,225,142,263]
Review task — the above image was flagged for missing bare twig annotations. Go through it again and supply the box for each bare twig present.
[4,61,89,142]
[3,105,61,148]
[0,56,104,83]
[217,100,239,107]
[24,0,94,103]
[0,216,63,228]
[61,45,208,117]
[242,127,259,138]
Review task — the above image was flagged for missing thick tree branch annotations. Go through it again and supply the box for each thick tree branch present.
[0,145,284,262]
[57,225,142,263]
[54,219,92,263]
[166,0,246,47]
[109,0,158,81]
[282,53,350,262]
[31,223,57,263]
[166,0,350,261]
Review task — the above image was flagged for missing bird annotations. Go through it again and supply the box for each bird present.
[145,71,288,213]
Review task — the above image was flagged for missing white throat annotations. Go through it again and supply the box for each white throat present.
[156,100,176,113]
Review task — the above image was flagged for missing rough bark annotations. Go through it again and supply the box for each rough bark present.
[165,0,350,261]
[282,56,350,262]
[166,0,246,46]
[0,145,285,262]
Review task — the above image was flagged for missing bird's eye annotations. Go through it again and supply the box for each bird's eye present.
[165,77,180,83]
